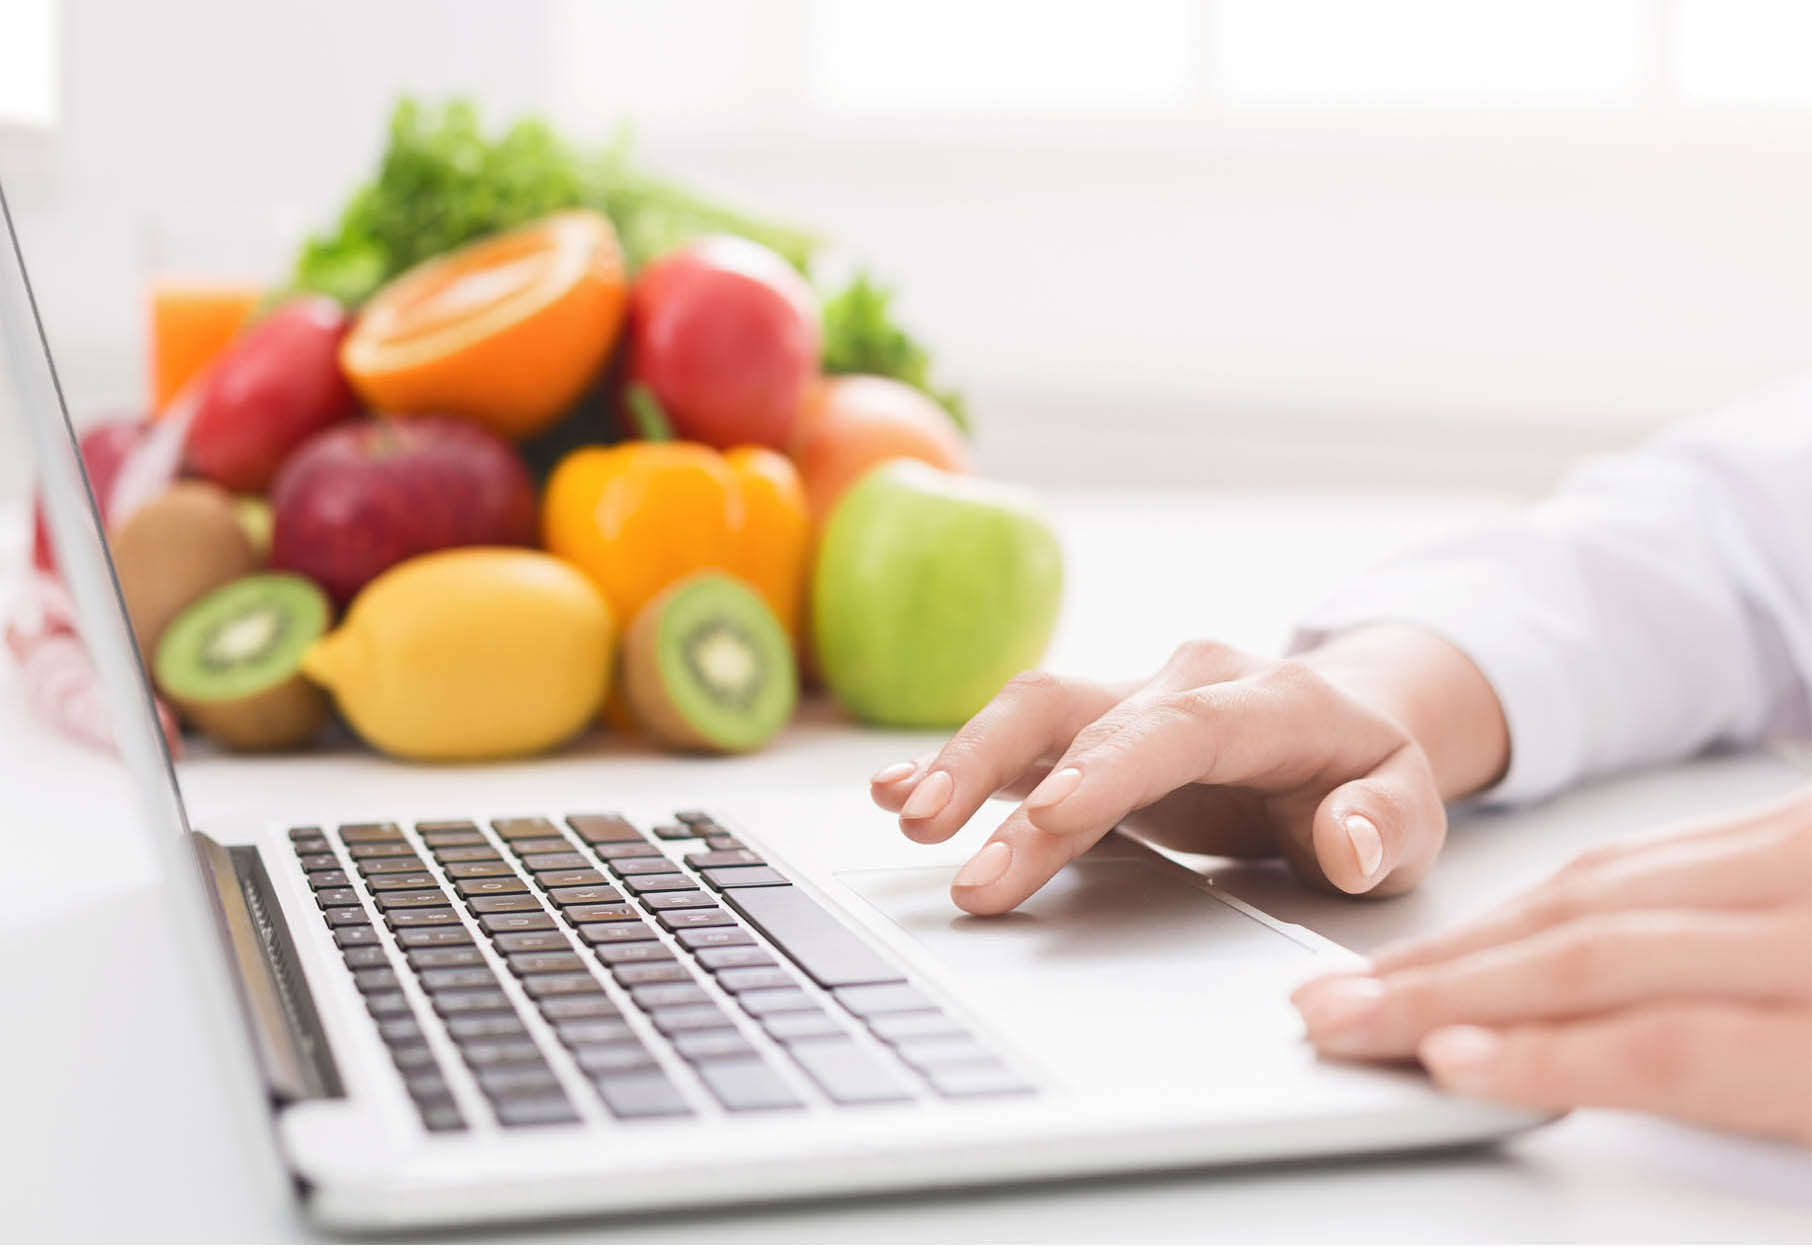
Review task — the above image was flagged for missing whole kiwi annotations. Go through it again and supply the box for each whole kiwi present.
[110,481,261,669]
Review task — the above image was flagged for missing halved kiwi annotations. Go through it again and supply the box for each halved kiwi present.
[153,573,332,751]
[623,573,797,754]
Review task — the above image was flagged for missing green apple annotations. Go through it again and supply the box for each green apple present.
[813,461,1063,727]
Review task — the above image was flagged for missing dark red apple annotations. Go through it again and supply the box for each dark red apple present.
[628,236,820,450]
[268,416,537,606]
[31,416,148,575]
[185,296,360,493]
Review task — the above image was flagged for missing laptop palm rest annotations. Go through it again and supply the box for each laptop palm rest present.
[838,849,1328,1090]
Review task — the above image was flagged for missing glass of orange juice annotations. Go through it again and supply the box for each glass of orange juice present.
[147,279,264,413]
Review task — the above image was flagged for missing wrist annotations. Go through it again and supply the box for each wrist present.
[1299,623,1510,800]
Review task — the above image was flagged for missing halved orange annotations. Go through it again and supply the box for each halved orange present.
[341,210,627,440]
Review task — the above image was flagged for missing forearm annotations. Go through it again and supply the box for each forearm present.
[1301,623,1510,801]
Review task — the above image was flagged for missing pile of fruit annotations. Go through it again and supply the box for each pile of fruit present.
[29,101,1063,763]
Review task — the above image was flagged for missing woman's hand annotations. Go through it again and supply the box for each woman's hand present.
[870,624,1510,916]
[1292,790,1812,1145]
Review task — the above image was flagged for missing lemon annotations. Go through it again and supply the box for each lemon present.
[303,547,613,761]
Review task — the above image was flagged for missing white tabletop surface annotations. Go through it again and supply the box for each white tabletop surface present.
[3,491,1810,1243]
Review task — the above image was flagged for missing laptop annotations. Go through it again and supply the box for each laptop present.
[1,182,1543,1231]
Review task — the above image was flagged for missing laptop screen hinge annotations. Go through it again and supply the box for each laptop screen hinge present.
[193,832,344,1104]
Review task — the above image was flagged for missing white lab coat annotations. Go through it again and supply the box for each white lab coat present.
[1296,375,1812,804]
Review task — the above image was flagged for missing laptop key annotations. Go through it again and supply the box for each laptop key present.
[353,968,401,993]
[651,1004,731,1034]
[433,845,502,864]
[548,885,622,907]
[695,946,775,971]
[866,1012,970,1044]
[419,967,497,992]
[445,861,514,880]
[762,1011,847,1045]
[418,1100,468,1132]
[675,927,754,952]
[701,866,787,890]
[314,887,360,908]
[578,921,656,945]
[894,1037,1000,1072]
[610,856,676,876]
[459,1039,545,1067]
[378,1017,424,1044]
[364,991,413,1018]
[507,951,586,976]
[389,1042,438,1071]
[566,813,644,844]
[695,1058,804,1111]
[736,988,818,1017]
[562,903,639,924]
[592,941,673,966]
[387,907,463,929]
[492,817,559,841]
[923,1061,1034,1099]
[657,908,736,933]
[539,996,622,1021]
[290,835,330,855]
[466,894,543,915]
[341,946,390,969]
[334,925,381,948]
[593,1071,693,1119]
[640,890,715,911]
[705,835,744,852]
[519,973,605,998]
[479,913,556,935]
[322,906,371,927]
[444,1015,530,1042]
[507,837,573,855]
[722,884,906,990]
[714,966,797,993]
[612,962,695,986]
[833,984,937,1017]
[588,842,659,861]
[555,1020,637,1047]
[419,826,486,847]
[570,1042,658,1074]
[684,849,764,869]
[534,868,609,886]
[652,823,693,841]
[339,823,402,843]
[622,874,696,894]
[374,890,449,911]
[395,926,474,949]
[521,853,588,872]
[407,946,487,970]
[492,931,571,954]
[298,853,338,871]
[364,872,439,891]
[345,841,412,859]
[431,989,514,1016]
[628,983,711,1010]
[307,869,351,890]
[357,856,426,875]
[672,1030,757,1063]
[455,877,530,897]
[476,1064,561,1096]
[289,826,325,841]
[404,1071,450,1099]
[491,1094,580,1128]
[787,1038,915,1104]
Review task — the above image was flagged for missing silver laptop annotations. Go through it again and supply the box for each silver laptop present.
[2,183,1542,1232]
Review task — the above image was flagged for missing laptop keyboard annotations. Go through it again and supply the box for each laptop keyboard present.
[291,812,1033,1131]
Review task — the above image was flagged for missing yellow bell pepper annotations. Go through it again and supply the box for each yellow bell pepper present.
[542,441,810,639]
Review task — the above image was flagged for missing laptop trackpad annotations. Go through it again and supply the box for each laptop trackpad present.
[838,850,1327,1086]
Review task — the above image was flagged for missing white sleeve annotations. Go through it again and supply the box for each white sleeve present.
[1293,376,1812,804]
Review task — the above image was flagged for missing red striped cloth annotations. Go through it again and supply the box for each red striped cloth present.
[5,569,183,759]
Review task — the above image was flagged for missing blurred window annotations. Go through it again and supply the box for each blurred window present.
[0,0,57,128]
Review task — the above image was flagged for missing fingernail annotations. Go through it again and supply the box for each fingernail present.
[1026,766,1082,811]
[1420,1025,1501,1094]
[1293,976,1385,1051]
[1344,813,1385,883]
[953,840,1013,890]
[901,770,954,822]
[871,761,916,785]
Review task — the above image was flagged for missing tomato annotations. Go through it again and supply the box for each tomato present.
[184,296,360,493]
[792,375,972,523]
[627,237,821,451]
[31,416,147,575]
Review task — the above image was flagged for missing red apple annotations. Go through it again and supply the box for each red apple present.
[185,296,360,493]
[628,236,820,450]
[31,416,148,575]
[269,416,537,606]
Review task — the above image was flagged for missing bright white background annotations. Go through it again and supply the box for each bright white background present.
[6,0,1812,501]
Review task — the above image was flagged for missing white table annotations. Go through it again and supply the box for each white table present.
[4,492,1810,1242]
